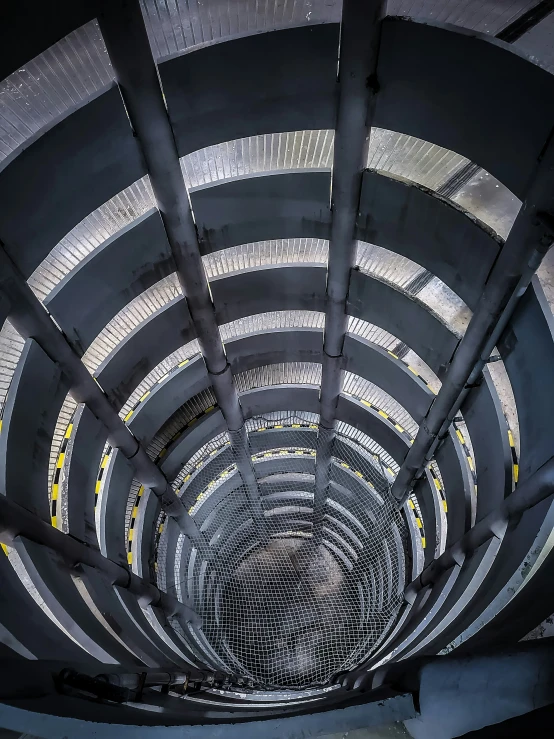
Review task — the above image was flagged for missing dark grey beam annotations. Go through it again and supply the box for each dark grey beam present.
[45,209,174,355]
[391,137,554,504]
[374,18,554,200]
[160,25,338,157]
[97,0,267,541]
[405,455,554,602]
[0,246,208,554]
[0,1,94,83]
[0,86,145,277]
[0,548,89,662]
[314,0,385,540]
[0,492,199,628]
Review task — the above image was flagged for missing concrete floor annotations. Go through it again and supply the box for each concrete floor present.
[320,723,412,739]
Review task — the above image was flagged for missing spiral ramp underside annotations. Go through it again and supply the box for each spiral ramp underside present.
[1,1,554,737]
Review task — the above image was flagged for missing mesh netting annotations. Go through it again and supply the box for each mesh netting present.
[169,414,408,689]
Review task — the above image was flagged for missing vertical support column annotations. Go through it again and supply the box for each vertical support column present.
[391,137,554,506]
[0,246,209,555]
[0,488,200,628]
[97,0,267,542]
[313,0,385,541]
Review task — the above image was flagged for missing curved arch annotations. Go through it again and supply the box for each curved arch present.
[44,168,498,355]
[373,19,554,199]
[2,17,549,295]
[94,265,455,408]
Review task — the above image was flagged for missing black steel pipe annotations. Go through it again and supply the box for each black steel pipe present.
[0,492,200,626]
[404,455,554,603]
[391,135,554,505]
[313,0,384,539]
[97,0,266,540]
[0,246,209,552]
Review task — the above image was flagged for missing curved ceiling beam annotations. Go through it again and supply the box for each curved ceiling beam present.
[0,1,94,83]
[4,284,505,579]
[3,17,551,282]
[0,550,89,662]
[0,86,145,278]
[138,387,432,572]
[159,25,339,157]
[95,266,454,409]
[125,330,430,450]
[162,19,554,201]
[45,209,174,355]
[46,168,501,354]
[0,248,207,552]
[125,382,461,550]
[373,19,554,200]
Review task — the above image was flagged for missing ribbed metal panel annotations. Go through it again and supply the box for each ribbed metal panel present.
[342,372,418,437]
[234,363,416,440]
[27,131,505,303]
[356,243,472,337]
[83,236,469,377]
[120,340,201,420]
[391,0,536,35]
[221,310,325,339]
[146,388,217,461]
[83,274,181,374]
[203,239,328,277]
[173,431,230,490]
[120,310,409,425]
[367,130,467,191]
[355,242,423,291]
[234,362,322,393]
[0,320,24,414]
[0,21,112,166]
[140,0,536,62]
[28,177,154,302]
[183,131,334,186]
[140,0,342,60]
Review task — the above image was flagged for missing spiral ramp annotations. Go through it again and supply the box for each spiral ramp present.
[1,2,554,738]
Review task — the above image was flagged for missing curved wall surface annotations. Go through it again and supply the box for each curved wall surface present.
[0,1,553,734]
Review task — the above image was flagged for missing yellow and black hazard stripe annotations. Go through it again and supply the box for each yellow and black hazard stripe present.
[153,405,216,464]
[254,422,319,432]
[454,426,478,496]
[153,434,233,569]
[51,417,75,528]
[95,445,112,510]
[189,463,238,514]
[407,496,426,550]
[508,428,519,488]
[252,441,379,491]
[344,392,415,447]
[127,485,144,565]
[338,460,377,491]
[127,404,218,560]
[429,464,448,513]
[256,421,386,491]
[387,350,437,395]
[122,358,192,423]
[389,351,518,498]
[252,448,316,460]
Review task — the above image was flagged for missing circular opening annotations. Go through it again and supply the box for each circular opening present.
[173,424,408,689]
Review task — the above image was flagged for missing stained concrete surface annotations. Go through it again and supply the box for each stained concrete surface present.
[320,723,412,739]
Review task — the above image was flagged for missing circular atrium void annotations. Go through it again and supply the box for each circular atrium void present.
[168,423,407,689]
